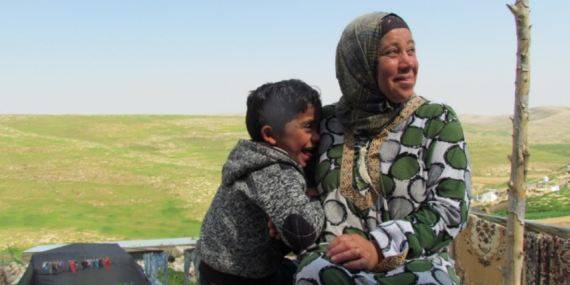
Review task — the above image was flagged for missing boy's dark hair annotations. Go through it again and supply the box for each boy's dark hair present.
[246,79,321,142]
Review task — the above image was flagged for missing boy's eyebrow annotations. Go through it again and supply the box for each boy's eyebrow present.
[301,117,316,125]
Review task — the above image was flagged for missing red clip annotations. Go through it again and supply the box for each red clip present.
[103,257,111,270]
[69,261,76,273]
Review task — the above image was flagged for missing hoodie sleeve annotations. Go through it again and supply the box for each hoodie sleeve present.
[250,163,325,253]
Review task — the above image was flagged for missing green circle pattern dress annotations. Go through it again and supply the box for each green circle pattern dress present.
[295,101,471,285]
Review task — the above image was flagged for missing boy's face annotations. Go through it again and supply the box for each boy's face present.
[272,105,320,167]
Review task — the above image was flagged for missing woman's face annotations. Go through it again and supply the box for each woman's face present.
[377,28,418,103]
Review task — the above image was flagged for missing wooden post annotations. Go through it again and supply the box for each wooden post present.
[504,1,530,284]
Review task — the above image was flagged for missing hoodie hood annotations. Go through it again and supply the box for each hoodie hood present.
[221,139,304,186]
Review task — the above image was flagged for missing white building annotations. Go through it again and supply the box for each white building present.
[479,191,499,203]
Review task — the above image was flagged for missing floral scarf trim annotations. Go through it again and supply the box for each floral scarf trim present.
[340,96,427,210]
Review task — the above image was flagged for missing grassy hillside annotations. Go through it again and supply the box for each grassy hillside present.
[0,115,248,254]
[491,186,570,220]
[462,106,570,193]
[1,107,569,257]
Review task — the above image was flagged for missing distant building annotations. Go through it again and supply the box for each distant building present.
[537,179,549,190]
[479,190,499,203]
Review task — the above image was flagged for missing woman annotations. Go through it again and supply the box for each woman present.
[294,12,471,285]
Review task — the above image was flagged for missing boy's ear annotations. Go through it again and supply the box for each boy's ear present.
[260,125,277,145]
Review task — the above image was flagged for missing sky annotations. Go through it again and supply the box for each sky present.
[1,1,568,116]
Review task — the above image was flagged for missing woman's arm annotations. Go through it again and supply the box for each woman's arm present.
[370,103,471,263]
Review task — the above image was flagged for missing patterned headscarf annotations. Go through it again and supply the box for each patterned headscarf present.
[335,12,412,136]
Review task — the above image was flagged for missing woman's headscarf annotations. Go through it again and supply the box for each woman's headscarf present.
[335,12,412,136]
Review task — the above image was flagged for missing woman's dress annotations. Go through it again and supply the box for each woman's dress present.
[295,100,471,285]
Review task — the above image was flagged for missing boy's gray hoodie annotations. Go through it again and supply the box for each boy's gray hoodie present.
[197,139,324,279]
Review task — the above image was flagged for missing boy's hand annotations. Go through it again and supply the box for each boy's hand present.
[268,220,281,240]
[306,187,319,197]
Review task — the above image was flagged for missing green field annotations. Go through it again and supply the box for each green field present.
[0,115,248,258]
[1,114,569,261]
[491,186,570,219]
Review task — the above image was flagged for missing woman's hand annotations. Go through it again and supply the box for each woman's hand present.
[268,220,281,240]
[326,234,381,271]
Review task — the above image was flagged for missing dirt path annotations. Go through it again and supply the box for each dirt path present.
[534,216,570,228]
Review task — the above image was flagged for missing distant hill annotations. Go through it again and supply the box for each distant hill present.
[459,106,570,193]
[461,106,570,144]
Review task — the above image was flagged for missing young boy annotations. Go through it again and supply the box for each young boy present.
[196,79,325,285]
